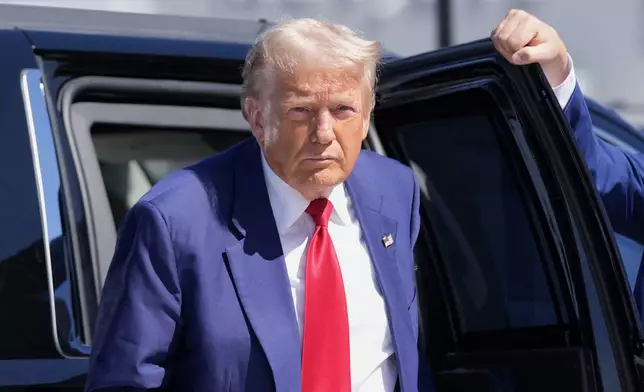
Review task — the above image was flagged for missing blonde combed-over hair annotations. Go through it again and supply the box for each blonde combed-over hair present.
[240,18,382,118]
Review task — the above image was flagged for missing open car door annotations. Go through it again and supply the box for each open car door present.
[373,39,644,392]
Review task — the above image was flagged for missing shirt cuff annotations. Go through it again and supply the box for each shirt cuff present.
[551,54,577,109]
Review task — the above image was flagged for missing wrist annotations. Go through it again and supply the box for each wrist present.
[542,50,570,87]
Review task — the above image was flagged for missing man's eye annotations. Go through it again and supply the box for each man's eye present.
[334,105,352,112]
[291,107,309,113]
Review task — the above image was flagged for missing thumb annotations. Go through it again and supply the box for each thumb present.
[512,45,550,65]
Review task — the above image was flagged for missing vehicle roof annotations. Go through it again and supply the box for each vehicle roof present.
[0,4,268,44]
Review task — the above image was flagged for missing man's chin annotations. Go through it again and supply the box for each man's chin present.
[293,167,348,199]
[302,157,337,167]
[306,168,345,187]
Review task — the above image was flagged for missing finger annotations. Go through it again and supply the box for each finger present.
[491,9,516,45]
[492,8,521,35]
[512,44,552,65]
[492,25,514,62]
[491,10,519,61]
[506,19,539,56]
[493,12,526,60]
[491,12,510,38]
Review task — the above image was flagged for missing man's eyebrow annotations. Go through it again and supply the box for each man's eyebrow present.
[282,95,316,105]
[329,94,359,102]
[283,91,359,101]
[283,88,314,98]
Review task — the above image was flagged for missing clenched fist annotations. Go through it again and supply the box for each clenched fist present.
[491,9,569,87]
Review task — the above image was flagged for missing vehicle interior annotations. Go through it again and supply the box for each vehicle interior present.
[89,114,249,227]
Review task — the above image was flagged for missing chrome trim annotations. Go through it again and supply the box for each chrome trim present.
[21,69,89,358]
[20,69,65,358]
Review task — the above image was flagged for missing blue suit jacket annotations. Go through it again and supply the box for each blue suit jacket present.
[85,139,434,391]
[565,83,644,315]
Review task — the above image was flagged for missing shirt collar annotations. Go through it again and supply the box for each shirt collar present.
[260,153,353,233]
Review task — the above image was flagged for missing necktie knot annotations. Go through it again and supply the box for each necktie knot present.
[306,198,333,227]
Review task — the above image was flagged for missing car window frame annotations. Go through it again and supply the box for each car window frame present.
[374,38,644,391]
[56,75,252,294]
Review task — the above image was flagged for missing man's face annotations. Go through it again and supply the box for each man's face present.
[253,66,370,199]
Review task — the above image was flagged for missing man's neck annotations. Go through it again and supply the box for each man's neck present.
[261,154,336,201]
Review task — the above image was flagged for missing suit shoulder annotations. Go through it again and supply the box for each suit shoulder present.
[359,149,413,172]
[137,138,251,221]
[359,149,415,185]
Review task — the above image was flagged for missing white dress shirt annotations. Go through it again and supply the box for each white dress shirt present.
[552,55,578,109]
[261,155,398,392]
[259,56,578,392]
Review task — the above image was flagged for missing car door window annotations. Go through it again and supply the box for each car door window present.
[401,110,560,333]
[389,90,570,340]
[375,86,592,390]
[373,41,644,385]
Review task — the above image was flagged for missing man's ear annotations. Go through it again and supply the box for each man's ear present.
[245,97,267,143]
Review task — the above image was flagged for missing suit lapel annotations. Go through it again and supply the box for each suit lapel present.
[225,140,301,391]
[345,154,416,392]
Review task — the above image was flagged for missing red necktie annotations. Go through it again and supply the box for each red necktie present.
[301,198,351,392]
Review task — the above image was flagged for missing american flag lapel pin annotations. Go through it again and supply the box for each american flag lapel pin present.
[382,234,394,248]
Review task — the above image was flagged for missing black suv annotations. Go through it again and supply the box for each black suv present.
[2,4,644,392]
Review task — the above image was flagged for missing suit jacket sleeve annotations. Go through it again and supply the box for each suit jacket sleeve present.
[564,83,644,243]
[85,201,182,392]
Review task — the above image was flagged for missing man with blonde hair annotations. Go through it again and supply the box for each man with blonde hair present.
[86,9,585,392]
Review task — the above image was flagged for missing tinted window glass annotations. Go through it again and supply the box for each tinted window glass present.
[377,89,571,348]
[400,115,558,331]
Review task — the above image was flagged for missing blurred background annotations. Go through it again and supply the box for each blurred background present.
[2,0,643,127]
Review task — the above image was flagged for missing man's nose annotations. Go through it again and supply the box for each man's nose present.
[311,109,335,144]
